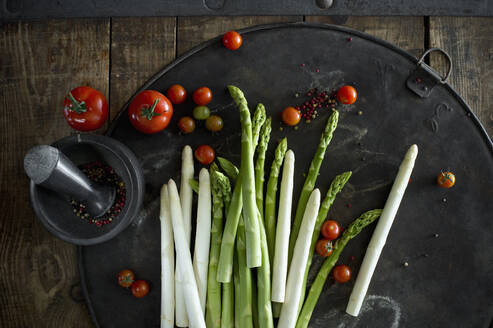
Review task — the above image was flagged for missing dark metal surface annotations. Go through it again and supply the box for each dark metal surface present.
[30,134,144,245]
[2,0,493,20]
[80,23,493,327]
[406,48,453,98]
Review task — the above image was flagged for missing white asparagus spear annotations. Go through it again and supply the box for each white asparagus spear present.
[278,189,321,328]
[193,168,212,313]
[346,144,418,317]
[272,150,295,302]
[160,184,175,328]
[176,145,194,327]
[168,179,206,328]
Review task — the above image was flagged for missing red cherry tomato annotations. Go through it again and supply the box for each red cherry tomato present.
[281,106,301,126]
[195,145,215,165]
[321,220,341,241]
[316,239,333,257]
[128,90,173,134]
[336,86,357,105]
[117,269,135,288]
[222,31,243,50]
[131,280,150,298]
[192,87,212,106]
[437,171,455,188]
[333,264,352,283]
[178,116,196,134]
[63,86,108,131]
[166,84,187,105]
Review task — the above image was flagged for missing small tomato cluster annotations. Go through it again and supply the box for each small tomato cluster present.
[117,269,150,298]
[316,219,352,283]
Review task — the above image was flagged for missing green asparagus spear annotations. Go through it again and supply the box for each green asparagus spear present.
[189,178,199,193]
[264,138,288,266]
[234,255,241,328]
[218,157,239,182]
[288,110,339,266]
[228,85,262,268]
[237,217,254,328]
[206,163,225,328]
[256,209,274,328]
[217,101,265,281]
[299,171,352,310]
[295,209,383,328]
[232,102,265,327]
[222,281,234,328]
[217,177,242,282]
[216,172,232,212]
[216,171,234,328]
[217,159,241,283]
[255,117,272,221]
[253,110,275,327]
[252,104,267,151]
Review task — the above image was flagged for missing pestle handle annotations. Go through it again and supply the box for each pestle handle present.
[24,145,115,217]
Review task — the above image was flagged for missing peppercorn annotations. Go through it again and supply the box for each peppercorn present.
[69,161,126,227]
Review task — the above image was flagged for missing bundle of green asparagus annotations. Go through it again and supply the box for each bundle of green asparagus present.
[161,85,383,328]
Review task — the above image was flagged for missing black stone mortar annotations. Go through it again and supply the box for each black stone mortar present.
[28,134,145,245]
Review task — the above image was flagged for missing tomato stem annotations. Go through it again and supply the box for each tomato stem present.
[325,241,333,254]
[140,99,161,120]
[67,92,87,114]
[441,172,454,183]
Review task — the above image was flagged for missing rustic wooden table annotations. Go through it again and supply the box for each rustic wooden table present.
[1,16,492,327]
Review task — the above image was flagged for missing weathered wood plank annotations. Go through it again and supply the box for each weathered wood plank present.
[0,19,110,327]
[306,16,425,58]
[430,17,493,137]
[177,16,302,56]
[110,17,177,120]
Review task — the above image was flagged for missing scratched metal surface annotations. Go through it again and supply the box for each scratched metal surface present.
[79,23,493,328]
[3,0,493,20]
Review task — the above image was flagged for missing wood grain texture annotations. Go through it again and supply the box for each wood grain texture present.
[430,17,493,137]
[177,16,303,56]
[110,17,176,120]
[0,19,109,327]
[306,16,425,58]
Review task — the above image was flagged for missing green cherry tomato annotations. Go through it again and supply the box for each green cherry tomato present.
[193,106,211,120]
